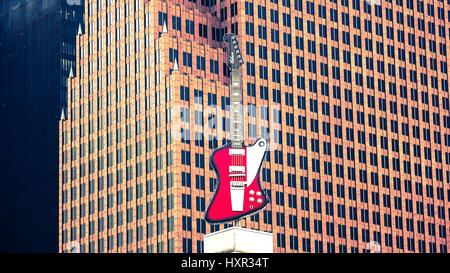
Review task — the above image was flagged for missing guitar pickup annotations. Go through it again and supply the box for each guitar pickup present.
[229,166,245,173]
[229,173,245,178]
[229,149,245,156]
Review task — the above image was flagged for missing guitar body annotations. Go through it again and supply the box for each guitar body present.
[205,138,268,223]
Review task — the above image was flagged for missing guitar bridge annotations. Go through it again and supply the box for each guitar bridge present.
[230,181,245,188]
[230,181,245,212]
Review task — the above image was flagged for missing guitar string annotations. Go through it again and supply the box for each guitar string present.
[230,36,249,220]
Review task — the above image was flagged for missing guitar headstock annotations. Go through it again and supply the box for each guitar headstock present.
[224,33,244,69]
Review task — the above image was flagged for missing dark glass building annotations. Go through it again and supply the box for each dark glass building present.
[0,0,84,252]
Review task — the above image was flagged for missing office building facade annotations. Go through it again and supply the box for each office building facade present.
[60,0,450,253]
[0,0,83,252]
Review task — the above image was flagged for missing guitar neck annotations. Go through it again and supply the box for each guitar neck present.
[230,68,243,149]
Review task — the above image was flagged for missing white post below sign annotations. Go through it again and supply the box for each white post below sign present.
[204,227,273,253]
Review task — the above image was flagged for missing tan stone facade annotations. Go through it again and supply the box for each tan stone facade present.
[60,0,450,253]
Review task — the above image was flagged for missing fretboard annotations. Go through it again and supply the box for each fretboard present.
[230,69,243,148]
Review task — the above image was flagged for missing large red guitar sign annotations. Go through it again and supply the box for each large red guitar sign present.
[205,34,269,224]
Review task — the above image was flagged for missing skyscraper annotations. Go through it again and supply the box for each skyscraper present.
[0,0,84,252]
[59,0,450,253]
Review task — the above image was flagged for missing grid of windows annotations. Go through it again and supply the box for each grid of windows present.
[61,0,450,253]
